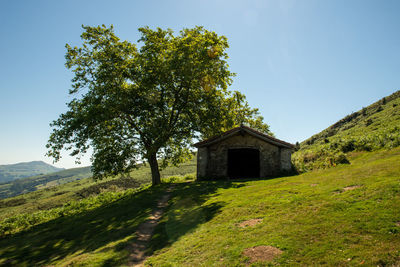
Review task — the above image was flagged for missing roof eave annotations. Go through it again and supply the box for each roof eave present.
[194,126,294,149]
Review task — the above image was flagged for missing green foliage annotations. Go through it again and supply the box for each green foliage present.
[199,90,273,138]
[75,176,141,198]
[47,25,269,185]
[0,198,26,208]
[293,90,400,172]
[162,173,195,183]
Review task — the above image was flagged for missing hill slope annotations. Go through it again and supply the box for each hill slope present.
[0,161,64,183]
[0,92,399,265]
[0,154,198,200]
[0,148,399,266]
[0,166,92,199]
[147,149,400,266]
[293,90,400,171]
[0,157,196,220]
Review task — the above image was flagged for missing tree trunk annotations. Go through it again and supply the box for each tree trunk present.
[148,153,161,186]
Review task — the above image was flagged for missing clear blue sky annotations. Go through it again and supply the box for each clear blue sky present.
[0,0,399,168]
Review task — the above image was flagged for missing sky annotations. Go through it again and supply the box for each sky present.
[0,0,399,168]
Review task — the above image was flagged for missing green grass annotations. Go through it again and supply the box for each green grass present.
[293,90,400,172]
[0,149,399,266]
[0,156,196,221]
[0,154,197,200]
[2,93,399,265]
[0,156,196,266]
[146,148,400,266]
[0,185,165,266]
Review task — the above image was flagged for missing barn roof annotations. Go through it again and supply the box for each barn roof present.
[194,125,294,149]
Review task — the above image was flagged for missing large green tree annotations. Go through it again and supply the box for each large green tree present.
[47,25,271,185]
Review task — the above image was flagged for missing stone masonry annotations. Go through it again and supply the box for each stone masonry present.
[194,125,294,180]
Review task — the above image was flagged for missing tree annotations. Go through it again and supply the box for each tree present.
[46,25,271,185]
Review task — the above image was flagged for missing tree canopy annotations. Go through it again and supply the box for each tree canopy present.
[47,25,271,185]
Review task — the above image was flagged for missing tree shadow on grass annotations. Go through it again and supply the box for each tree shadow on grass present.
[147,180,246,255]
[0,181,244,266]
[0,186,164,266]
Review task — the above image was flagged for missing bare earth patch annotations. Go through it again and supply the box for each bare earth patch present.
[238,218,263,228]
[343,185,362,191]
[396,221,400,227]
[243,245,283,263]
[334,185,362,194]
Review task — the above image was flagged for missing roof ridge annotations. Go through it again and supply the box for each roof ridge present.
[194,125,294,148]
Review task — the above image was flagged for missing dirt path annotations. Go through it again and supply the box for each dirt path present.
[127,185,175,266]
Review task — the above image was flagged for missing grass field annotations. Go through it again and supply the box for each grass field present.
[146,148,400,266]
[0,148,399,266]
[0,157,196,221]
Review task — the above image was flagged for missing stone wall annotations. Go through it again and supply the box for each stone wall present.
[280,148,293,172]
[197,132,292,179]
[197,147,208,178]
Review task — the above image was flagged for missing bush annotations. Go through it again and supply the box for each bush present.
[163,173,195,183]
[76,177,140,198]
[293,126,400,173]
[339,139,356,153]
[0,198,27,208]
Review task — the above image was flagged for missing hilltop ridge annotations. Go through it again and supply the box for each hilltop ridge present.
[0,166,92,199]
[303,90,400,146]
[0,161,64,183]
[293,90,400,171]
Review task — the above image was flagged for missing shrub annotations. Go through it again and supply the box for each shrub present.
[0,198,27,208]
[365,119,373,126]
[75,177,140,198]
[293,126,400,173]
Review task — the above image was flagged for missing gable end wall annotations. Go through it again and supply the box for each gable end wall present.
[197,132,292,179]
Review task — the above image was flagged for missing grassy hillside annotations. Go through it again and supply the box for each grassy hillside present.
[0,161,64,183]
[293,90,400,172]
[1,91,399,266]
[147,149,400,266]
[0,157,196,221]
[0,148,399,266]
[0,154,198,200]
[0,166,92,199]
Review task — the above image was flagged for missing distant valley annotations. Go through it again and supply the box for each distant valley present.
[0,166,92,199]
[0,161,64,183]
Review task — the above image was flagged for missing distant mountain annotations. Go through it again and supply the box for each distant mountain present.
[0,166,92,199]
[0,161,64,183]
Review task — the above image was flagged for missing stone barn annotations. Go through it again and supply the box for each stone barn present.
[194,125,294,180]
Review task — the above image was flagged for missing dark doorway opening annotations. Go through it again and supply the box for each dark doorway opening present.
[228,148,260,178]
